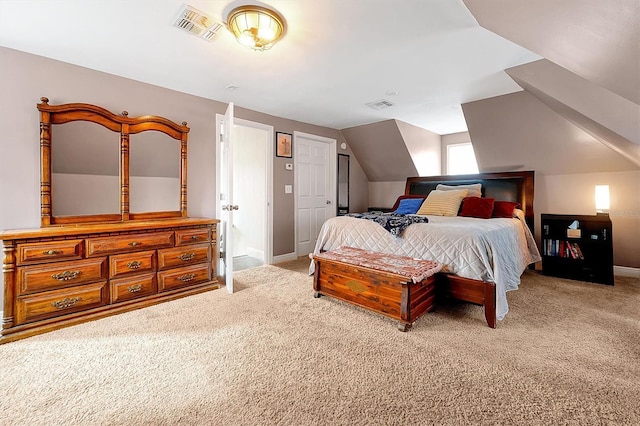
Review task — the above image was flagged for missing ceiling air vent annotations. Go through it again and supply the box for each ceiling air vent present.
[174,5,224,42]
[365,99,395,110]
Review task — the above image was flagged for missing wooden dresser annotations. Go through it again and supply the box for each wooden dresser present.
[1,218,219,343]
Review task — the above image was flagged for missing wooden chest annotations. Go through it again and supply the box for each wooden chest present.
[312,247,442,331]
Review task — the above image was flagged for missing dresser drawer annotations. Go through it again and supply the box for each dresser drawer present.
[157,264,210,292]
[110,273,157,304]
[157,244,210,270]
[17,239,84,265]
[19,258,108,295]
[175,228,211,246]
[16,281,109,324]
[87,231,174,256]
[109,250,155,278]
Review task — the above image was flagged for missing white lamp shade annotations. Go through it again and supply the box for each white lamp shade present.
[595,185,610,212]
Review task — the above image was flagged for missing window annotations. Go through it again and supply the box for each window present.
[447,143,478,175]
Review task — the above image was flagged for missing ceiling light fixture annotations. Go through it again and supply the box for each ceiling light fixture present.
[226,5,286,51]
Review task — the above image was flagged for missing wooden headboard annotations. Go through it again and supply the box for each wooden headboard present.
[404,171,535,234]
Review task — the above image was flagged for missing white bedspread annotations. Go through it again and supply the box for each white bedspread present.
[309,211,541,320]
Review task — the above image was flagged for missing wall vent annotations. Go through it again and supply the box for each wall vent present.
[365,99,395,110]
[174,5,224,42]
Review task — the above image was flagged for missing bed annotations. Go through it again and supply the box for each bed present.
[310,171,541,327]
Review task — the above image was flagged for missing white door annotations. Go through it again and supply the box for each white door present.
[217,103,236,293]
[295,132,336,255]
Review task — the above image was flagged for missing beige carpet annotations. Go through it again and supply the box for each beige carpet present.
[1,258,638,425]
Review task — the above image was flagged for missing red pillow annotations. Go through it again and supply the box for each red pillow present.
[492,201,521,218]
[459,197,495,219]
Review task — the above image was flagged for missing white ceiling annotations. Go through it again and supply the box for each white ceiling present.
[0,0,540,135]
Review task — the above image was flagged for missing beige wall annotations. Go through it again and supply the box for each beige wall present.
[341,120,418,182]
[396,121,441,176]
[368,181,407,209]
[0,47,370,305]
[235,108,369,255]
[537,171,640,268]
[463,92,640,268]
[336,136,369,214]
[362,121,443,209]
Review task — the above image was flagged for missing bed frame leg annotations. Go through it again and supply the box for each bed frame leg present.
[398,322,412,332]
[484,283,496,328]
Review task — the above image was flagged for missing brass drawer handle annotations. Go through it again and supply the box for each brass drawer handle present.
[51,297,81,309]
[42,250,63,255]
[51,270,81,281]
[127,261,142,269]
[178,253,195,261]
[191,235,199,240]
[128,241,141,247]
[127,284,143,293]
[178,273,196,282]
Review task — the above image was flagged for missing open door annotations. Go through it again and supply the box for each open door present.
[218,103,236,293]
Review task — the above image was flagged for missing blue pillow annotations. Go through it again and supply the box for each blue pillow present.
[393,198,424,214]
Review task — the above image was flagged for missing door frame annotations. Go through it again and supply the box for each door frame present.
[215,115,274,267]
[293,131,337,257]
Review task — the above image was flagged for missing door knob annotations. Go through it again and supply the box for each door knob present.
[326,200,332,205]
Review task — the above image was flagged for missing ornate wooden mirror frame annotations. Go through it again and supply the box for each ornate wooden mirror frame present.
[38,97,189,226]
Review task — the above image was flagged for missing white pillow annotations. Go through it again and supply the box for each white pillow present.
[436,183,482,198]
[417,189,468,216]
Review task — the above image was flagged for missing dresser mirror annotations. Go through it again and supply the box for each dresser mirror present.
[38,97,189,226]
[51,120,121,216]
[130,131,181,213]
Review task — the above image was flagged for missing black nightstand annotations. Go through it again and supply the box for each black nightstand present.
[541,214,614,285]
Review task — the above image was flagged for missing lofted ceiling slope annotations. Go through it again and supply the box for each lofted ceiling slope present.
[462,91,639,176]
[342,119,443,181]
[0,0,540,135]
[341,120,417,182]
[461,0,639,174]
[1,1,637,180]
[348,0,639,180]
[463,0,640,105]
[506,60,640,167]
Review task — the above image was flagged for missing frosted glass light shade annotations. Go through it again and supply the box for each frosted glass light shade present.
[226,5,285,51]
[595,185,610,213]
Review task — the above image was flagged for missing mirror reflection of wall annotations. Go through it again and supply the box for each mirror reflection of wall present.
[130,131,180,213]
[338,154,350,215]
[51,121,120,216]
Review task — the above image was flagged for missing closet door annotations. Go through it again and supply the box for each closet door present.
[295,132,336,256]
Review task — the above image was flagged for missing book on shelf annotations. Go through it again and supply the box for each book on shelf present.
[543,239,584,259]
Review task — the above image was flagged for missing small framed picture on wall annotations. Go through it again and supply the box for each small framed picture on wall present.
[276,132,292,158]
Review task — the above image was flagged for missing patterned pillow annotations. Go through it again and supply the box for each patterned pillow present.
[417,189,468,216]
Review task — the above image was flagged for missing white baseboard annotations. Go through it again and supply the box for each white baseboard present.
[272,252,298,264]
[246,247,264,261]
[614,266,640,279]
